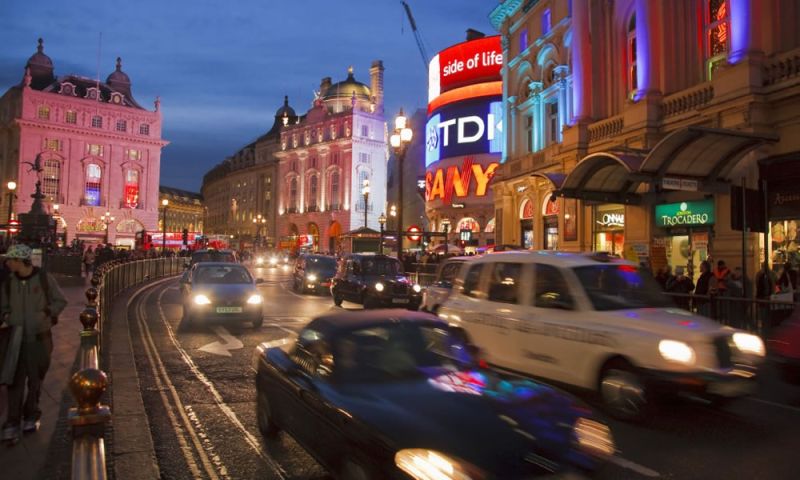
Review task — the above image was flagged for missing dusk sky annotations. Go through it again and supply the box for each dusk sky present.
[0,0,495,192]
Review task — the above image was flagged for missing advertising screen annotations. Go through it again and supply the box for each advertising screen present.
[425,96,504,167]
[428,35,502,103]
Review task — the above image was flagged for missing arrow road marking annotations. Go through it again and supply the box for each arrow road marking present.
[198,326,244,357]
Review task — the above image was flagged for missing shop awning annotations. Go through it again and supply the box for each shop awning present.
[639,126,779,188]
[556,152,647,204]
[530,172,566,190]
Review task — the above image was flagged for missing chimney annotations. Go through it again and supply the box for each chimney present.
[466,29,485,41]
[369,60,384,113]
[320,76,332,96]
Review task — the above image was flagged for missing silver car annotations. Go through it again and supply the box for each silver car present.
[420,257,468,313]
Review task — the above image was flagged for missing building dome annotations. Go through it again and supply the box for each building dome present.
[106,57,131,90]
[321,66,371,101]
[25,38,55,89]
[275,95,296,119]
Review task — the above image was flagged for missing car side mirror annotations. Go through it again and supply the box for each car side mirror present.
[255,278,265,284]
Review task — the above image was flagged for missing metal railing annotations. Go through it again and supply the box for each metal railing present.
[664,292,797,335]
[70,257,185,480]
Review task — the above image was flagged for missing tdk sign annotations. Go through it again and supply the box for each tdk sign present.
[425,96,504,167]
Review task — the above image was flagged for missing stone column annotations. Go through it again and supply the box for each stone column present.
[571,0,592,120]
[635,0,662,97]
[729,0,763,63]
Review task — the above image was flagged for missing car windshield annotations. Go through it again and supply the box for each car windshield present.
[361,258,402,275]
[333,323,473,383]
[193,251,236,264]
[573,264,674,311]
[194,266,252,284]
[306,256,336,272]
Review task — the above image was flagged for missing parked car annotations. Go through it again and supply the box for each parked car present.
[180,262,264,328]
[253,310,614,479]
[331,254,422,309]
[420,256,468,313]
[438,251,766,420]
[768,304,800,385]
[293,254,337,294]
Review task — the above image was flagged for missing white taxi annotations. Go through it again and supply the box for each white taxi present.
[438,251,766,420]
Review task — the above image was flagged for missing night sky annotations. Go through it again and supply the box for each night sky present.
[0,0,495,192]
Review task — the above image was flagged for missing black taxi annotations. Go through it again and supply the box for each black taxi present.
[330,254,422,309]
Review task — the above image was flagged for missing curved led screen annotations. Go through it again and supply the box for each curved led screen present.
[425,96,504,168]
[428,35,502,104]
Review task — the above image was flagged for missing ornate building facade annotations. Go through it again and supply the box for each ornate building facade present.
[0,39,167,247]
[158,185,204,235]
[491,0,800,277]
[275,62,388,253]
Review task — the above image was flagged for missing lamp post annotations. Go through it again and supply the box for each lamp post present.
[100,211,115,245]
[252,214,266,247]
[441,218,451,252]
[161,199,169,251]
[378,213,386,253]
[362,179,370,229]
[6,181,16,224]
[52,203,60,245]
[390,109,413,259]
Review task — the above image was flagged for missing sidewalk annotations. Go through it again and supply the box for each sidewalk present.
[0,275,90,480]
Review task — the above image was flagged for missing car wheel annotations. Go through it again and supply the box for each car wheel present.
[599,360,649,422]
[252,316,263,329]
[333,290,344,307]
[340,458,370,480]
[256,391,279,438]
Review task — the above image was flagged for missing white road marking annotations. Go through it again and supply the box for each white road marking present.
[198,325,244,357]
[155,285,288,479]
[266,323,299,335]
[610,455,661,478]
[746,397,800,414]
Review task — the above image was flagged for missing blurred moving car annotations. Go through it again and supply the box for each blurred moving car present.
[253,310,614,479]
[331,254,422,309]
[420,257,468,314]
[768,305,800,385]
[189,249,238,267]
[180,262,264,328]
[293,254,337,294]
[439,251,766,421]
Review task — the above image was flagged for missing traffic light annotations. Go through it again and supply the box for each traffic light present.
[182,228,189,244]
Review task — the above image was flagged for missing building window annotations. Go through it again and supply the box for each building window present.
[91,115,103,128]
[139,124,150,136]
[42,157,60,201]
[65,110,77,124]
[309,175,318,210]
[116,119,127,132]
[361,124,369,137]
[124,169,139,208]
[526,115,534,153]
[330,123,337,139]
[290,177,298,211]
[86,144,104,157]
[627,14,637,96]
[546,102,559,144]
[541,9,551,36]
[128,149,141,161]
[44,139,61,151]
[519,28,528,53]
[37,106,50,120]
[330,170,340,208]
[706,0,729,78]
[85,164,102,206]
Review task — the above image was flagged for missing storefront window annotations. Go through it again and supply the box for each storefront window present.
[520,200,534,249]
[770,220,798,266]
[543,196,559,250]
[594,205,625,256]
[652,200,716,280]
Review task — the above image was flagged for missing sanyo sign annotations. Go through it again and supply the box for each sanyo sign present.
[425,97,504,167]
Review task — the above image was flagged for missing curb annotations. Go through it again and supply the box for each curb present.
[106,277,176,480]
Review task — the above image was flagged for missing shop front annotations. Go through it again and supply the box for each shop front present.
[762,157,800,267]
[652,199,715,280]
[520,199,534,249]
[593,204,625,255]
[542,196,558,250]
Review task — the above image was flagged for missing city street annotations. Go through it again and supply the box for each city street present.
[128,265,800,480]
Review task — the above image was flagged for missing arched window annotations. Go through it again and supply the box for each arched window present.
[330,170,340,209]
[309,175,318,211]
[42,157,61,201]
[627,13,637,96]
[85,164,102,206]
[289,177,298,212]
[705,0,729,78]
[124,169,139,208]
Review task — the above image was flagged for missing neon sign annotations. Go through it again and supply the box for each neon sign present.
[425,158,499,203]
[429,36,502,103]
[426,97,504,167]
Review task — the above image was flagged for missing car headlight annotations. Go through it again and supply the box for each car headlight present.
[247,294,263,305]
[573,417,615,458]
[375,282,384,292]
[256,257,264,265]
[658,339,696,365]
[412,284,422,293]
[269,257,278,265]
[732,332,765,356]
[193,294,211,305]
[306,274,318,282]
[395,449,482,480]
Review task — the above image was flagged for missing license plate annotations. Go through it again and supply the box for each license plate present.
[392,298,410,304]
[707,380,755,397]
[216,306,242,313]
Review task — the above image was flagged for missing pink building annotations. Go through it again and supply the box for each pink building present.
[0,39,167,247]
[275,62,387,253]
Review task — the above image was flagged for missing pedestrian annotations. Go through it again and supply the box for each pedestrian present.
[0,244,67,444]
[666,266,694,310]
[695,260,717,318]
[713,260,731,296]
[82,246,95,278]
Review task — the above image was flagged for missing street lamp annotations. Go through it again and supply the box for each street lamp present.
[161,198,169,251]
[100,210,115,244]
[378,213,386,253]
[252,214,266,247]
[53,203,60,246]
[362,179,370,229]
[441,218,451,252]
[390,108,413,259]
[6,181,17,223]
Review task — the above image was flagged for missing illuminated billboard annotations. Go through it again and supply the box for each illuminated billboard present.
[428,35,502,103]
[425,96,504,167]
[425,157,499,203]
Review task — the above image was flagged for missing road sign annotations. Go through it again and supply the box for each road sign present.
[661,177,699,191]
[407,225,421,241]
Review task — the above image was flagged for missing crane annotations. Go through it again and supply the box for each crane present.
[401,1,430,71]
